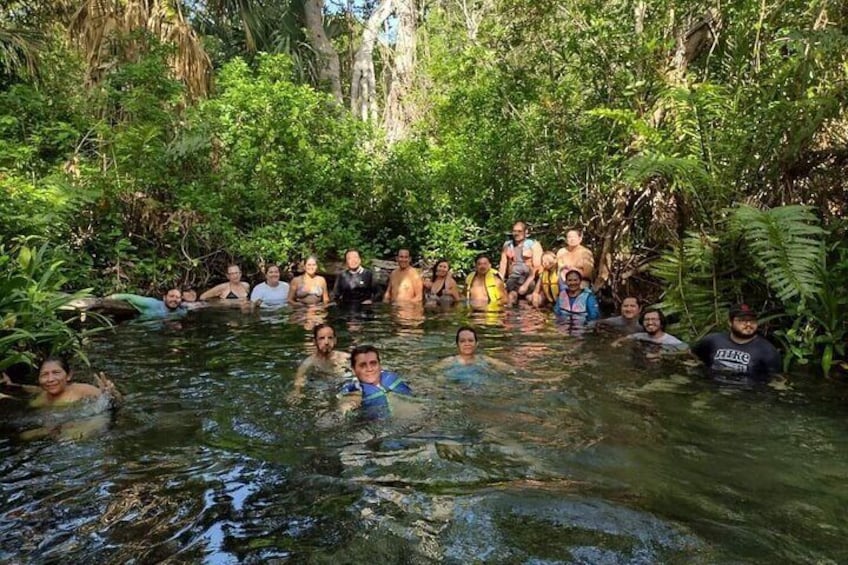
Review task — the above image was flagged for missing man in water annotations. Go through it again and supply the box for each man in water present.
[108,288,185,319]
[338,344,412,419]
[292,324,350,392]
[499,221,543,306]
[555,228,594,283]
[466,253,507,307]
[383,248,423,303]
[692,303,782,382]
[289,324,348,401]
[332,249,378,305]
[624,308,688,352]
[595,296,643,334]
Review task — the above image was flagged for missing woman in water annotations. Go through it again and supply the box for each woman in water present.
[434,326,513,378]
[423,259,461,305]
[2,357,121,408]
[554,269,600,325]
[200,264,250,302]
[250,264,290,307]
[3,357,122,440]
[288,256,330,305]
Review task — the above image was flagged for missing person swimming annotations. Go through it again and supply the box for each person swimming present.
[2,357,120,408]
[337,345,413,420]
[434,326,513,384]
[290,323,350,403]
[2,357,122,440]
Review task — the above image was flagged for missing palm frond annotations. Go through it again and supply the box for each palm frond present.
[68,0,211,98]
[0,25,44,77]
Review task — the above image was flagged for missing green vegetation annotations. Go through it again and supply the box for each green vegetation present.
[0,240,105,371]
[1,1,845,374]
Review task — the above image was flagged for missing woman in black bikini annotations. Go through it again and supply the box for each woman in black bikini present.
[423,259,461,304]
[199,264,250,302]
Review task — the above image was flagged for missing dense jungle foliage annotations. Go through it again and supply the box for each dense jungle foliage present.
[1,0,846,374]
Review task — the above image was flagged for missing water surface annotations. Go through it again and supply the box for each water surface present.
[2,305,847,563]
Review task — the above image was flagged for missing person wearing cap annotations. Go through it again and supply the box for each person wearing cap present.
[691,303,782,381]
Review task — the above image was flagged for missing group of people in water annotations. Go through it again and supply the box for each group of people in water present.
[1,222,784,431]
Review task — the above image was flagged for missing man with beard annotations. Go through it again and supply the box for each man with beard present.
[624,308,688,352]
[292,324,350,395]
[692,303,782,381]
[108,288,185,319]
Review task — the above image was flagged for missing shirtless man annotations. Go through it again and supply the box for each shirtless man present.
[555,229,594,283]
[466,254,507,307]
[292,324,350,395]
[499,221,543,306]
[383,248,424,303]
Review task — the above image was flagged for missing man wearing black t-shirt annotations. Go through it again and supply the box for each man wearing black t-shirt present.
[691,303,782,381]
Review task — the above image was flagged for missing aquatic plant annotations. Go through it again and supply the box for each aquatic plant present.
[0,240,107,371]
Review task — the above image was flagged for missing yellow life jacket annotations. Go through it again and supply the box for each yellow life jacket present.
[465,269,504,304]
[539,268,560,303]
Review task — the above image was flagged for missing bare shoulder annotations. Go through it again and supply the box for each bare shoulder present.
[71,382,102,399]
[298,355,315,369]
[200,282,226,299]
[333,350,351,363]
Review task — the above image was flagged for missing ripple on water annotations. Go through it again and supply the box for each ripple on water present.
[3,306,848,563]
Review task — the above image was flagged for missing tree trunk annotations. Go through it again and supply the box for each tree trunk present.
[457,0,494,41]
[384,0,418,141]
[303,0,343,104]
[350,0,394,121]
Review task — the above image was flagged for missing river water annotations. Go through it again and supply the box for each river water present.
[1,305,847,563]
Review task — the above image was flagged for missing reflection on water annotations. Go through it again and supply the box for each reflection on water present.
[2,305,848,563]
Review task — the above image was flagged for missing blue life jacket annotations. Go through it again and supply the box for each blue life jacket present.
[341,370,413,419]
[554,287,599,322]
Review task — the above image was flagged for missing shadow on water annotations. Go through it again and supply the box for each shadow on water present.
[2,305,848,563]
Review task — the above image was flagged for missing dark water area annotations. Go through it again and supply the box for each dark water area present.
[2,305,848,564]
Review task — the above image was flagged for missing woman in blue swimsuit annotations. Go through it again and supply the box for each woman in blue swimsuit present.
[434,326,514,383]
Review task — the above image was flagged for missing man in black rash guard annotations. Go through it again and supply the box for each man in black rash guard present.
[692,303,782,382]
[332,249,378,305]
